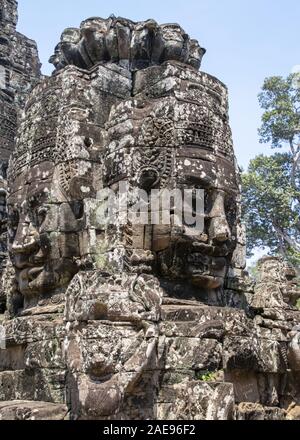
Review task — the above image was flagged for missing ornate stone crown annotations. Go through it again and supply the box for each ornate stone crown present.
[49,16,206,72]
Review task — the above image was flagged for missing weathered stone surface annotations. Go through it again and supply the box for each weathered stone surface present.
[236,402,286,421]
[0,0,41,308]
[3,315,65,345]
[286,404,300,420]
[252,257,300,309]
[0,344,25,371]
[0,369,66,403]
[288,325,300,371]
[0,401,69,420]
[161,305,253,337]
[225,371,260,403]
[0,7,299,421]
[157,381,235,420]
[49,18,206,73]
[164,338,222,371]
[0,178,8,289]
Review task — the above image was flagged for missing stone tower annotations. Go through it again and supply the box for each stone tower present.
[0,0,41,167]
[0,13,299,421]
[0,0,41,310]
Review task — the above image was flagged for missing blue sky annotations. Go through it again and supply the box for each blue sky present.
[17,0,299,170]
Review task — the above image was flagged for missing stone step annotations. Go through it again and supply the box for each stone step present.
[235,402,286,420]
[0,369,66,403]
[0,401,69,420]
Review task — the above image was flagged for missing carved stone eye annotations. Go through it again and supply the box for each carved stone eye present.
[204,190,213,215]
[37,207,48,225]
[224,195,237,227]
[8,209,19,228]
[7,209,20,242]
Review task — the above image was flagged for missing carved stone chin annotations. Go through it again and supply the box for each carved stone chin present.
[0,6,299,421]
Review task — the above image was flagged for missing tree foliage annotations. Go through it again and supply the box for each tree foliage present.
[242,74,300,266]
[258,74,300,193]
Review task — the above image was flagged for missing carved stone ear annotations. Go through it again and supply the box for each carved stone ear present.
[56,161,97,202]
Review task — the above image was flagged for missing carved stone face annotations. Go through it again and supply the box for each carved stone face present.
[255,257,300,307]
[49,17,205,72]
[156,170,238,289]
[155,132,238,289]
[104,89,239,291]
[6,63,105,311]
[7,164,80,306]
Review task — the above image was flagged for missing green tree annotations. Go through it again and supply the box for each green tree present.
[242,74,300,266]
[258,74,300,195]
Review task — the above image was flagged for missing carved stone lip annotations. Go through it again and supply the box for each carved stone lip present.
[190,242,231,257]
[14,260,44,270]
[18,266,44,283]
[190,253,227,262]
[27,266,44,281]
[190,272,222,288]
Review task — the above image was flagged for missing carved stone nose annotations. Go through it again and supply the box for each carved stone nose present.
[209,191,231,243]
[11,223,40,254]
[210,216,231,242]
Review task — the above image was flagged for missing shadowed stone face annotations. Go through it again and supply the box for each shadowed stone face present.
[157,179,238,290]
[158,150,238,290]
[0,0,41,312]
[104,66,240,292]
[7,165,80,306]
[6,16,239,311]
[5,67,109,310]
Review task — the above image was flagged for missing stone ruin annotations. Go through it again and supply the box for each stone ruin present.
[0,0,41,310]
[0,7,300,420]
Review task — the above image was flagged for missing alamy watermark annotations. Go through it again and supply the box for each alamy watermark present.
[0,65,5,90]
[95,182,205,236]
[0,325,5,350]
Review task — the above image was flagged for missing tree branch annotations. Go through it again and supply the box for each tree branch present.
[291,149,300,191]
[273,224,300,253]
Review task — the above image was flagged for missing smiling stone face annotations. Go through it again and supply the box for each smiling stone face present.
[7,164,83,308]
[156,183,238,291]
[103,63,240,294]
[155,139,239,291]
[5,63,131,312]
[6,155,91,310]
